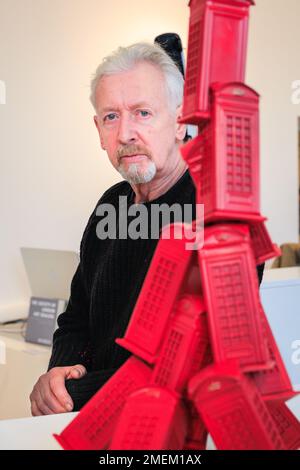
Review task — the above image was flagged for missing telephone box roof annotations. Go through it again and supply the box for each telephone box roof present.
[188,0,255,7]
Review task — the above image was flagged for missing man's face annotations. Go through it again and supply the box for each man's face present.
[93,61,186,184]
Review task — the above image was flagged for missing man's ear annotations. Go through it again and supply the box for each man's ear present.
[175,105,187,142]
[94,115,106,150]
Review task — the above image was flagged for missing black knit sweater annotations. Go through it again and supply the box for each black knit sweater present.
[48,169,264,410]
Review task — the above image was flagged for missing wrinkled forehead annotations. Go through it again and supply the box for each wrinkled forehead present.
[95,62,168,112]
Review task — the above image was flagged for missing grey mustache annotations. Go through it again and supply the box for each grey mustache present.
[117,147,151,159]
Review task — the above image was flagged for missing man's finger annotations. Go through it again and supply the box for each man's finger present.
[34,393,50,416]
[31,399,43,417]
[39,384,69,414]
[35,389,58,415]
[49,374,74,411]
[67,364,87,379]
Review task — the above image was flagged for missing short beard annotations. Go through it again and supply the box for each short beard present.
[118,161,157,184]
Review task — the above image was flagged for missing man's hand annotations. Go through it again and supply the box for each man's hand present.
[30,364,86,416]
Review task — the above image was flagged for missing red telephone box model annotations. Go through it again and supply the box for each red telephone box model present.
[54,0,300,450]
[183,83,260,221]
[181,0,254,122]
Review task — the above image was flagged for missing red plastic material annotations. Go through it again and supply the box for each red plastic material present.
[188,361,285,450]
[109,387,188,450]
[116,224,194,364]
[249,218,281,264]
[181,83,261,223]
[180,253,202,296]
[180,134,203,188]
[266,401,300,450]
[150,295,208,393]
[53,357,152,450]
[181,0,253,122]
[250,303,296,401]
[198,224,270,371]
[183,398,208,450]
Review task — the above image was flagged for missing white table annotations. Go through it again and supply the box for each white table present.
[0,324,51,419]
[0,396,299,450]
[0,412,78,450]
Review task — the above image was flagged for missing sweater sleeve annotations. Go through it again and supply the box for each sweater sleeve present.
[48,268,119,409]
[47,261,93,371]
[47,200,116,408]
[48,187,111,371]
[64,369,117,411]
[47,260,121,410]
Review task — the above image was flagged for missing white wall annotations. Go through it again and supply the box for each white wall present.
[0,0,299,320]
[0,0,190,319]
[246,0,300,249]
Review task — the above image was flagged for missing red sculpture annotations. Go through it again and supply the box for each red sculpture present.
[54,0,300,450]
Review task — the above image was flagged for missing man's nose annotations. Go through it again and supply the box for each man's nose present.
[117,115,137,144]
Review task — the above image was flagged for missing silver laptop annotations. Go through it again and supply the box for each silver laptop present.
[20,247,80,345]
[20,247,79,300]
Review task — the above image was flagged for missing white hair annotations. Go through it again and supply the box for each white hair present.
[90,42,184,113]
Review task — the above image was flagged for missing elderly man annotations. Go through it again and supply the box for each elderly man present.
[30,42,264,415]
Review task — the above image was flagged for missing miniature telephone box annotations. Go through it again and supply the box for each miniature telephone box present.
[181,0,254,122]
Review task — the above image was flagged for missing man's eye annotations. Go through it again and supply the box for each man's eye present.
[104,113,117,122]
[138,110,150,117]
